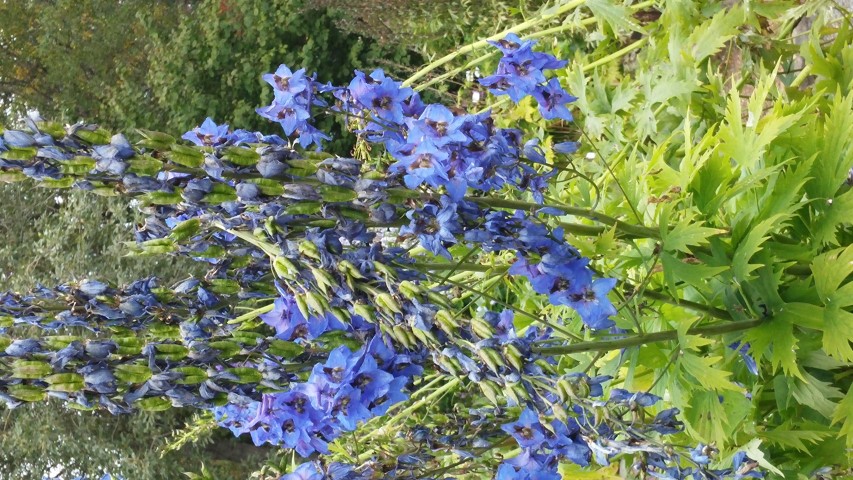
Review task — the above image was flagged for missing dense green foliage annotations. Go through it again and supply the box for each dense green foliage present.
[1,0,852,478]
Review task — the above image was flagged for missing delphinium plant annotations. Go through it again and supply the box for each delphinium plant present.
[1,1,852,479]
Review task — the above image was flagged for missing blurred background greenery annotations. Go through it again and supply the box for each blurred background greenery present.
[0,0,532,478]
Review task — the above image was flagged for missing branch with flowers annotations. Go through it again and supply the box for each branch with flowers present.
[2,1,853,478]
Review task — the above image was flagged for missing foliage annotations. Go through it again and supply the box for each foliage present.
[0,0,187,126]
[107,0,420,153]
[0,0,852,479]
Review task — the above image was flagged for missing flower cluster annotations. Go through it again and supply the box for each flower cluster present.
[214,336,417,455]
[479,33,576,120]
[0,33,767,480]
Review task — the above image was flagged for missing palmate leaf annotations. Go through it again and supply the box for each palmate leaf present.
[759,420,834,453]
[661,212,726,254]
[732,214,789,281]
[812,244,853,307]
[687,4,745,63]
[744,312,802,379]
[790,371,844,419]
[678,352,739,391]
[832,386,853,448]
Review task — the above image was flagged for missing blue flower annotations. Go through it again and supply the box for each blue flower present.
[348,69,413,125]
[609,388,660,407]
[729,341,759,375]
[557,278,618,330]
[281,462,323,480]
[389,140,450,190]
[262,65,311,101]
[532,78,577,121]
[406,104,468,147]
[181,117,231,146]
[502,408,546,450]
[400,198,460,259]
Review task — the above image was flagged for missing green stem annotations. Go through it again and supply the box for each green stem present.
[638,289,730,320]
[401,0,587,87]
[227,302,276,325]
[533,319,763,355]
[463,195,660,239]
[371,377,462,440]
[581,37,648,73]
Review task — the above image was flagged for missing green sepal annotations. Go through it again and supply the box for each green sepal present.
[143,190,183,206]
[8,384,46,402]
[194,245,227,259]
[114,364,153,384]
[285,201,322,215]
[202,183,237,204]
[314,330,362,351]
[172,366,208,385]
[39,177,75,189]
[11,360,53,379]
[230,331,266,345]
[268,339,305,360]
[318,185,357,202]
[37,121,65,138]
[169,218,201,242]
[127,155,165,176]
[247,178,285,196]
[225,367,262,384]
[168,144,204,168]
[60,156,96,175]
[153,343,189,361]
[136,396,172,411]
[222,146,260,166]
[0,147,38,161]
[0,316,12,328]
[75,128,112,145]
[208,340,241,358]
[114,337,144,355]
[42,335,82,350]
[0,171,28,183]
[45,373,85,392]
[208,279,241,295]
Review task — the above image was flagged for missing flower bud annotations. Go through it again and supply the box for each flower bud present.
[470,316,496,340]
[503,344,525,372]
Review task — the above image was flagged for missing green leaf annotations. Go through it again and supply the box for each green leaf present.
[585,0,641,34]
[688,5,745,62]
[760,420,833,453]
[662,217,725,254]
[732,214,787,281]
[811,244,853,306]
[832,386,853,448]
[679,352,738,391]
[823,306,853,362]
[790,371,843,419]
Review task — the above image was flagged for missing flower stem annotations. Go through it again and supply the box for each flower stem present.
[463,195,660,239]
[581,37,648,73]
[533,318,763,355]
[402,0,587,87]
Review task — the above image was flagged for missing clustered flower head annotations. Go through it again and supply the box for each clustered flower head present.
[0,35,765,480]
